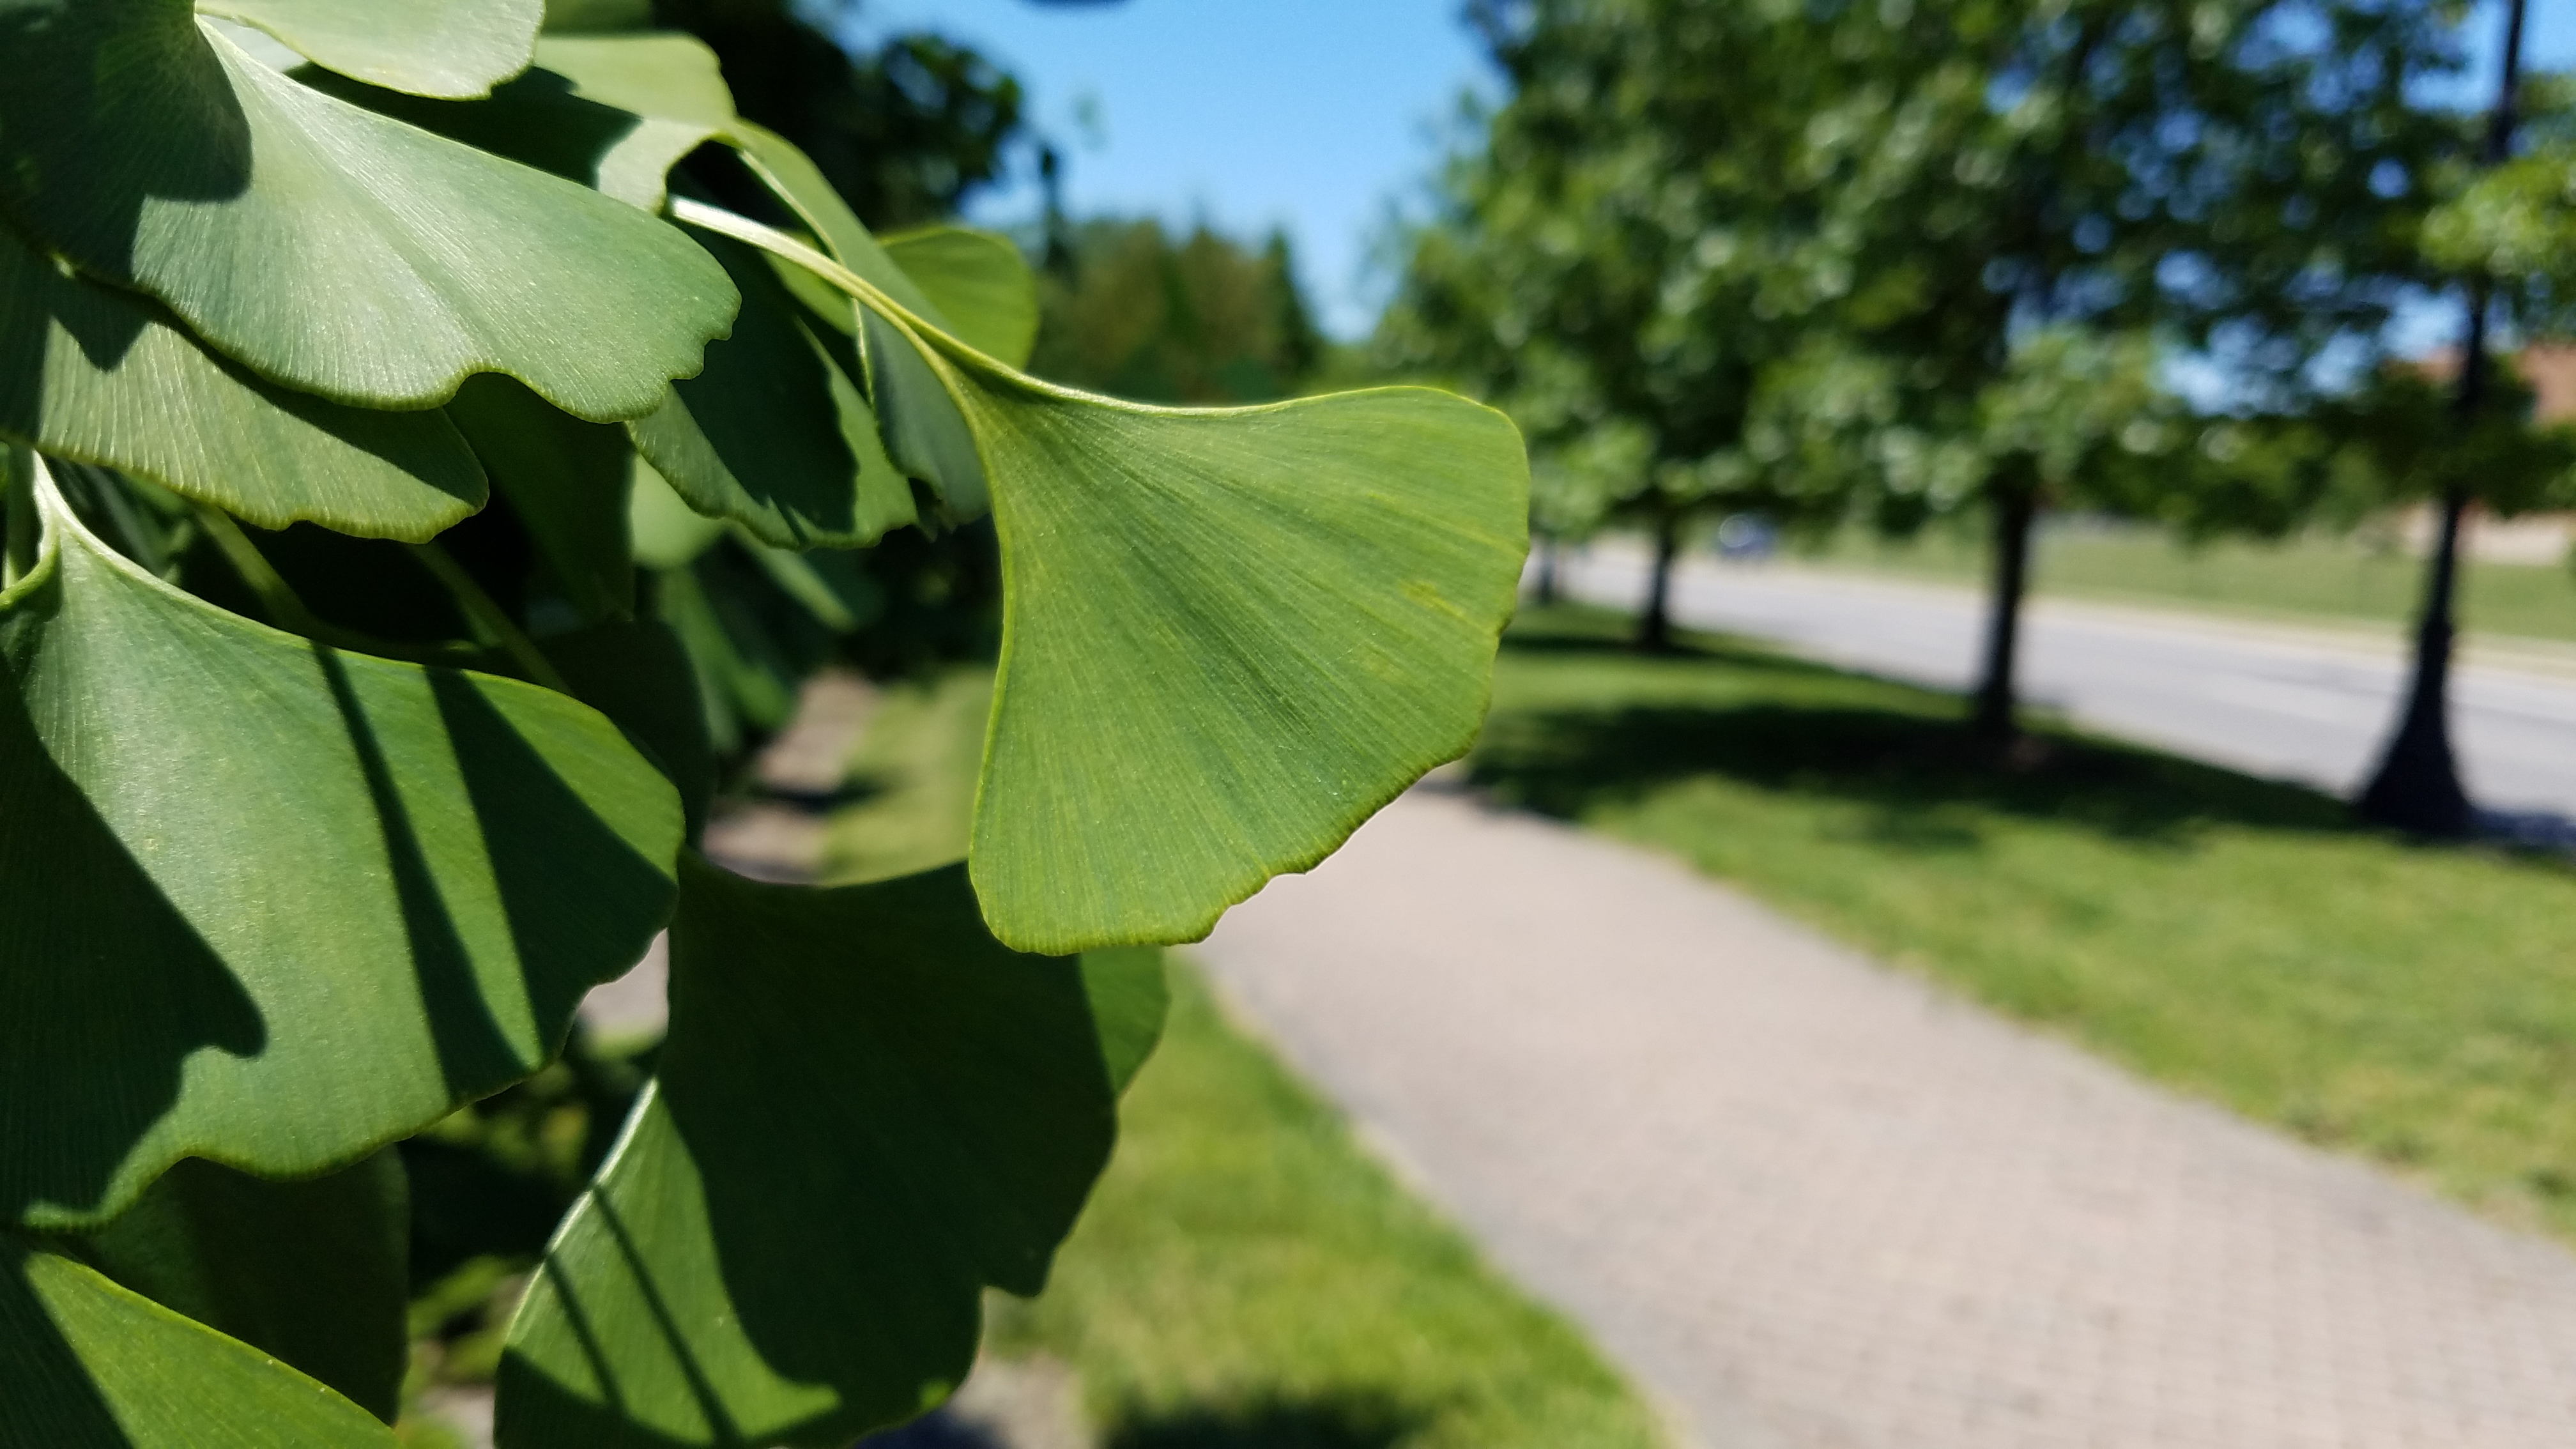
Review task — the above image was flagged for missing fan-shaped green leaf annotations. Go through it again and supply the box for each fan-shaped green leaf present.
[0,4,735,417]
[0,221,484,540]
[300,33,731,211]
[655,203,1531,954]
[629,232,916,548]
[201,0,542,98]
[719,128,992,516]
[959,374,1528,952]
[494,862,1167,1449]
[0,1237,395,1446]
[73,1153,409,1422]
[533,33,735,127]
[884,227,1041,369]
[0,465,682,1230]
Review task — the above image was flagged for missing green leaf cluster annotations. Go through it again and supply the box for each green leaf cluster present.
[0,1,1529,1441]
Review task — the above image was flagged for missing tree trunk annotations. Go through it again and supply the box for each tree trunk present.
[2357,488,2476,835]
[2355,0,2525,837]
[1970,480,2037,744]
[1533,533,1561,606]
[1636,516,1679,652]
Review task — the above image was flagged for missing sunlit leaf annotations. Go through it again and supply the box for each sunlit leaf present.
[0,220,484,540]
[1,1236,394,1445]
[0,4,735,417]
[200,0,542,98]
[73,1153,409,1423]
[494,862,1167,1449]
[884,227,1041,369]
[0,466,681,1230]
[533,33,735,127]
[628,457,724,569]
[956,372,1528,952]
[662,201,1531,953]
[540,619,716,840]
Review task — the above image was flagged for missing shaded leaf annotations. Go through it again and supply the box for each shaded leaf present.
[299,33,730,211]
[630,231,916,548]
[885,227,1041,369]
[202,0,542,98]
[494,862,1167,1449]
[72,1153,409,1423]
[0,465,682,1230]
[447,374,634,624]
[723,125,991,516]
[0,4,735,417]
[542,619,717,840]
[0,219,485,540]
[0,1236,395,1446]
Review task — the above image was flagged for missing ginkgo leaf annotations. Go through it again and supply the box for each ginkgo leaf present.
[300,33,732,211]
[0,4,735,417]
[720,126,992,516]
[884,227,1041,369]
[629,232,917,548]
[665,203,1531,954]
[960,374,1528,952]
[0,1237,395,1446]
[73,1153,409,1423]
[0,220,485,540]
[446,374,633,624]
[0,464,682,1230]
[494,861,1167,1449]
[200,0,542,98]
[533,33,735,127]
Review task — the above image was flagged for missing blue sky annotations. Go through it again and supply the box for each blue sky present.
[848,0,1494,337]
[852,1,2575,346]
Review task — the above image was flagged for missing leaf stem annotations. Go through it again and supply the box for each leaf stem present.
[192,504,332,638]
[3,446,36,588]
[406,540,572,693]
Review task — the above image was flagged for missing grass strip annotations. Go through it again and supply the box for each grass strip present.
[1783,525,2576,643]
[1479,604,2576,1241]
[987,958,1667,1449]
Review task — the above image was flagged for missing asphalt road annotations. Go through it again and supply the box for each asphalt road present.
[1559,544,2576,827]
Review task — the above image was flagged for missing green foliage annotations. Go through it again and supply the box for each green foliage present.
[0,1,1525,1441]
[1032,220,1330,403]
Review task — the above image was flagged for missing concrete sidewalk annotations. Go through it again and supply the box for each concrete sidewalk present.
[1198,786,2576,1449]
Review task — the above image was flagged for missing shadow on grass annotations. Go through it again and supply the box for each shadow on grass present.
[1476,612,2359,853]
[1103,1395,1420,1449]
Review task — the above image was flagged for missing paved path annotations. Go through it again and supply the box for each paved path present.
[1199,786,2576,1449]
[1560,546,2576,827]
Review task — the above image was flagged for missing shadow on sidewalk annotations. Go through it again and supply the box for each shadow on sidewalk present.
[1473,611,2360,854]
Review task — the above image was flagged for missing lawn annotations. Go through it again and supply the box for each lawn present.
[829,669,1669,1449]
[1787,522,2576,643]
[1476,605,2576,1239]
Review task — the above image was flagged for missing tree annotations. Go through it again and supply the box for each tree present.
[1031,218,1328,402]
[1724,0,2462,742]
[2358,0,2544,834]
[1383,0,1836,651]
[0,4,1526,1445]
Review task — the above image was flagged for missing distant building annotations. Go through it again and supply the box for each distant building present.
[2400,345,2576,565]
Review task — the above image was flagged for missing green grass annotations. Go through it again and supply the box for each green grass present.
[825,668,1668,1449]
[986,962,1664,1449]
[1477,604,2576,1239]
[1791,524,2576,643]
